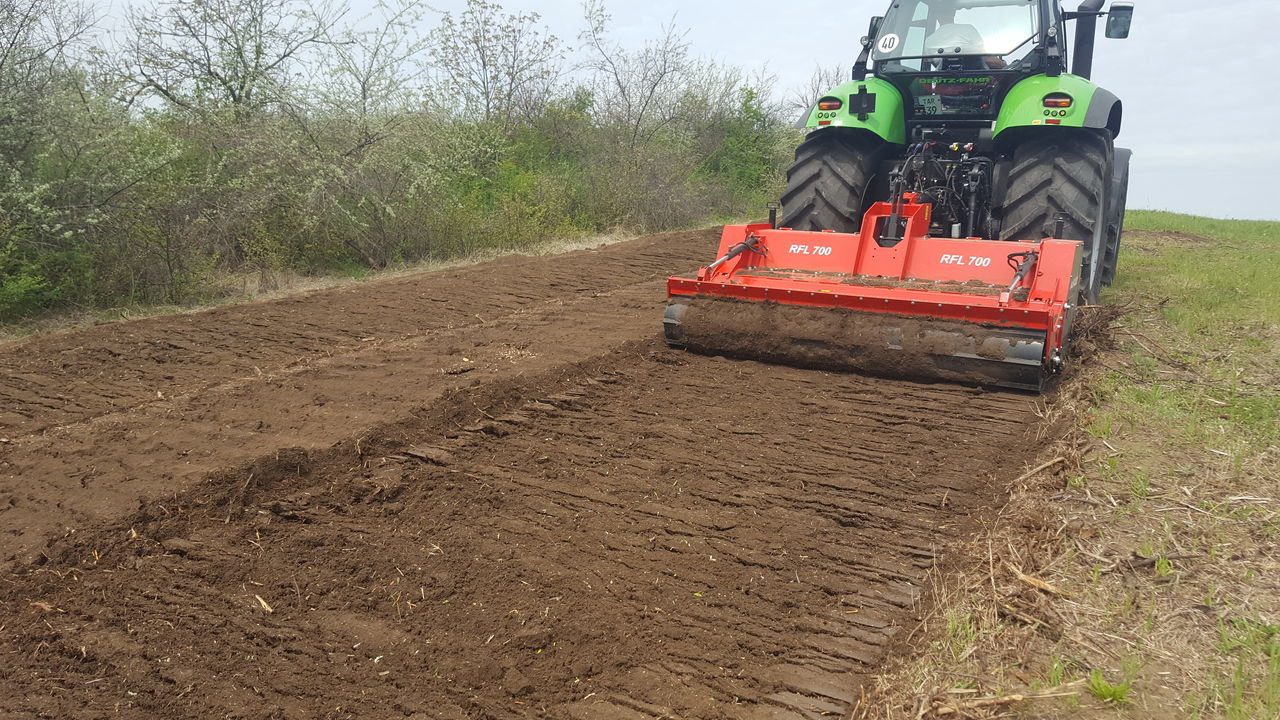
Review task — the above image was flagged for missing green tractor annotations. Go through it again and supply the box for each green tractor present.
[784,0,1134,305]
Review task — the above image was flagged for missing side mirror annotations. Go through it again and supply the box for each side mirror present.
[1105,2,1134,39]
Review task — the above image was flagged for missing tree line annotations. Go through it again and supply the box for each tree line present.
[0,0,805,322]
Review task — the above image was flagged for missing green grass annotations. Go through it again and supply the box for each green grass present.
[1091,212,1280,459]
[856,212,1280,716]
[1200,618,1280,719]
[1097,212,1280,716]
[1087,668,1133,705]
[941,609,980,662]
[1121,211,1280,341]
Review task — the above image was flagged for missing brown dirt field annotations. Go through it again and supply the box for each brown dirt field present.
[0,228,1049,719]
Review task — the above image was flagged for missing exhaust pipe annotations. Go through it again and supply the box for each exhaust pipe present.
[1072,0,1106,79]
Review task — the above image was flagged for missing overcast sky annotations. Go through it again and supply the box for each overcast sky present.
[105,0,1279,221]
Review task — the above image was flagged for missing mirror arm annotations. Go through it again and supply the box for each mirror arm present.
[853,16,883,81]
[853,40,873,81]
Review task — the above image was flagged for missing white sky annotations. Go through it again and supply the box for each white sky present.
[103,0,1280,220]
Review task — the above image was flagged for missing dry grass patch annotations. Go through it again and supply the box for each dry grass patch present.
[854,213,1280,719]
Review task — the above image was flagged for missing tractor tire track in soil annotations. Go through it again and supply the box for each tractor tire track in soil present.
[0,228,1046,719]
[0,233,710,565]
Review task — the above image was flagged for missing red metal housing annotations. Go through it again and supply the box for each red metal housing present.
[665,195,1083,388]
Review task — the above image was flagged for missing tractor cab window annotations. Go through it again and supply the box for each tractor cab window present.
[873,0,1041,71]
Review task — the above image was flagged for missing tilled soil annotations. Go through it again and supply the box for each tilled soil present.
[0,233,709,566]
[0,229,1045,719]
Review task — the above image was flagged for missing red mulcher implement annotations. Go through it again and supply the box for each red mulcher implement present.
[664,193,1082,392]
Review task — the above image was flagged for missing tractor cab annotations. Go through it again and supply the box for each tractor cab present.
[845,0,1132,134]
[874,0,1052,73]
[871,0,1062,126]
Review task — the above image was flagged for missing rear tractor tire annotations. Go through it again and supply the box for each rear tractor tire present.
[998,131,1112,305]
[780,130,882,233]
[1100,148,1131,287]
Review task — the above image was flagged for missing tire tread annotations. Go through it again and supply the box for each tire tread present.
[999,132,1111,303]
[780,131,879,233]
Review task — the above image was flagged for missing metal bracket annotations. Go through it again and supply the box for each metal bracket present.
[849,85,877,122]
[1052,212,1070,238]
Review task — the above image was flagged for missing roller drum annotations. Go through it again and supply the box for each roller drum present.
[664,297,1047,392]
